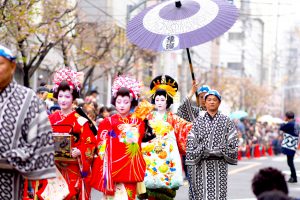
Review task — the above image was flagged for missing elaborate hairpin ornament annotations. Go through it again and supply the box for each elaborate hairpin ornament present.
[111,75,141,100]
[53,67,83,92]
[149,75,178,98]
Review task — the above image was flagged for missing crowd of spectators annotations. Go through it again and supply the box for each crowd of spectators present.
[235,117,284,158]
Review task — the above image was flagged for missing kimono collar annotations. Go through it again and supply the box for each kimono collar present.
[154,111,168,121]
[117,113,132,120]
[206,111,220,121]
[0,79,16,94]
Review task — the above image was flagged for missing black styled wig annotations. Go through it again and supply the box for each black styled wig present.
[53,80,80,100]
[111,87,138,109]
[151,89,173,109]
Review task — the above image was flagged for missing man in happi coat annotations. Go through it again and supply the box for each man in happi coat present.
[177,83,210,122]
[177,83,210,181]
[280,111,299,183]
[185,90,238,200]
[0,45,56,199]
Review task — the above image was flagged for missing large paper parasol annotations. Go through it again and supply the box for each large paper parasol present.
[127,0,239,86]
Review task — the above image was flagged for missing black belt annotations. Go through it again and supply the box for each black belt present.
[203,155,223,160]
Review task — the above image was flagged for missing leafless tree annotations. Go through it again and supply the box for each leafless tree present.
[0,0,78,87]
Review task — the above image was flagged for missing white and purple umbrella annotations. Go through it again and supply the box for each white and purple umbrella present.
[127,0,239,83]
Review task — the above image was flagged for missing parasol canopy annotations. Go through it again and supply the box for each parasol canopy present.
[127,0,239,105]
[127,0,239,52]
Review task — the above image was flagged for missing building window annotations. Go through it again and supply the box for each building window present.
[228,32,243,41]
[227,62,242,70]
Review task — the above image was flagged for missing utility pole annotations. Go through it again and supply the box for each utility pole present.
[252,18,264,86]
[239,0,248,110]
[272,0,280,86]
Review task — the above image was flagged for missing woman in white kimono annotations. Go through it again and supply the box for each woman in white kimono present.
[185,90,238,200]
[139,75,192,200]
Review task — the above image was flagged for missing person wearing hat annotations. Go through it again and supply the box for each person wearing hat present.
[0,45,56,199]
[177,82,210,122]
[185,89,238,200]
[138,75,192,200]
[49,104,61,114]
[177,83,210,183]
[36,85,50,100]
[36,85,51,110]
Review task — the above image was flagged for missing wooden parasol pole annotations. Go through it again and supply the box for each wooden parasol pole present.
[186,48,200,106]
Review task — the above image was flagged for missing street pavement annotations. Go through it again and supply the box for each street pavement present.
[91,153,300,200]
[226,154,300,200]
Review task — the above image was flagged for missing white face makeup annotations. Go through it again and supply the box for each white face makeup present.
[115,95,131,117]
[57,90,73,112]
[155,95,167,112]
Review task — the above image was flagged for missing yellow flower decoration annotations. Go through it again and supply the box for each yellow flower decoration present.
[150,120,173,136]
[142,143,155,153]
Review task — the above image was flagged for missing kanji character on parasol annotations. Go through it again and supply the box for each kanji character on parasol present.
[90,75,155,200]
[127,0,239,104]
[48,67,97,200]
[138,75,192,200]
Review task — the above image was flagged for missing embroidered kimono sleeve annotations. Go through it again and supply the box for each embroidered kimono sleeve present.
[78,119,97,176]
[221,119,238,165]
[185,120,204,166]
[177,97,199,122]
[89,118,112,192]
[96,118,111,159]
[6,95,56,180]
[171,114,192,155]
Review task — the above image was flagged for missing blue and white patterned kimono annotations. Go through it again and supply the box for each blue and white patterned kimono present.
[177,97,206,122]
[0,80,56,199]
[185,112,238,200]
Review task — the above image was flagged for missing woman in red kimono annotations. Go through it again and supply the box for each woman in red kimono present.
[49,67,96,200]
[90,75,154,200]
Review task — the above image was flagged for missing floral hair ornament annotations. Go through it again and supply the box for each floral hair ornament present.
[53,67,84,92]
[149,75,178,99]
[112,75,141,100]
